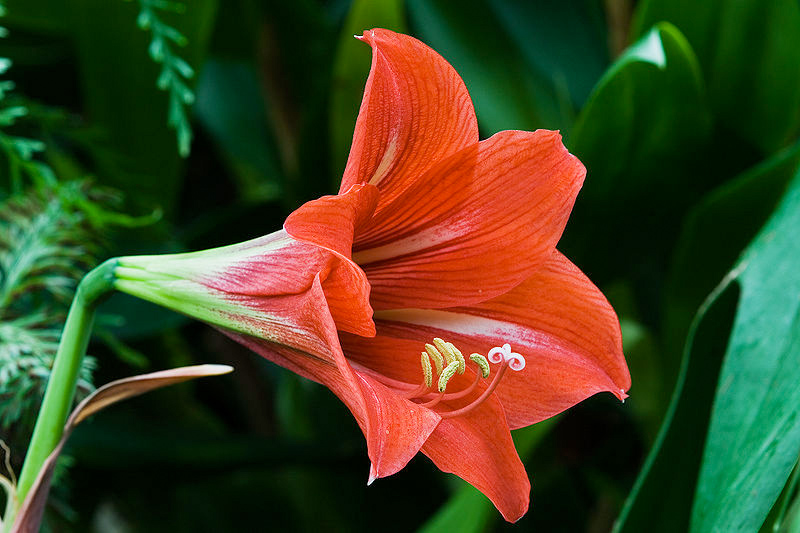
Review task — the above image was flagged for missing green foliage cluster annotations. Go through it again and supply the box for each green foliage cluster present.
[0,184,113,430]
[1,0,800,531]
[133,0,195,157]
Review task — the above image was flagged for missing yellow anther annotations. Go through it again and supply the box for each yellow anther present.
[437,361,460,393]
[420,352,433,388]
[447,342,466,374]
[469,353,490,379]
[433,338,465,374]
[424,343,444,374]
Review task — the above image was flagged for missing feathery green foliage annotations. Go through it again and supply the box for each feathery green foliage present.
[0,184,106,429]
[133,0,196,157]
[0,4,55,195]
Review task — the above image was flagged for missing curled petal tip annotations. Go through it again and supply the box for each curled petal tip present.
[367,464,378,486]
[615,388,629,403]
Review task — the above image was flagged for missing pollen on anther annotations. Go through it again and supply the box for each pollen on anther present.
[469,353,490,378]
[447,342,466,374]
[420,352,433,388]
[437,361,459,393]
[424,343,444,374]
[433,338,465,374]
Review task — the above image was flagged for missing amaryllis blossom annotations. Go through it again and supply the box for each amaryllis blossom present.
[114,28,630,521]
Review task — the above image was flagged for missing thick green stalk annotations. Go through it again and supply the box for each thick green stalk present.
[11,259,117,511]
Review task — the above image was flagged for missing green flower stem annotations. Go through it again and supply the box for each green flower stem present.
[12,259,118,509]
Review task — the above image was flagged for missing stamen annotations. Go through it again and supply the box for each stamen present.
[420,352,433,388]
[442,370,481,400]
[439,344,527,419]
[469,353,490,378]
[424,343,444,374]
[441,362,509,419]
[433,338,465,374]
[447,342,466,374]
[437,361,460,393]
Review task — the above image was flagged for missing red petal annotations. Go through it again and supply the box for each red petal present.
[341,331,529,520]
[422,395,530,522]
[354,130,585,310]
[226,277,440,481]
[367,251,630,428]
[339,29,478,201]
[285,184,380,336]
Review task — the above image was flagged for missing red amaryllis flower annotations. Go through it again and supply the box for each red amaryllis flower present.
[115,28,630,521]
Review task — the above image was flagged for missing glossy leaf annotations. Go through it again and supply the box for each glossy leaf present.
[564,22,711,312]
[633,0,800,153]
[662,143,800,393]
[616,160,800,532]
[568,22,709,227]
[407,0,566,135]
[194,58,284,202]
[614,282,739,533]
[692,169,800,531]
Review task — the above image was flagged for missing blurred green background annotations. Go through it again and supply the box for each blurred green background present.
[1,0,800,531]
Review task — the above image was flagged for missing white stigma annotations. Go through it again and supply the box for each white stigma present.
[487,343,525,371]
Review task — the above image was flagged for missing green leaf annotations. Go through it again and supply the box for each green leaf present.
[194,58,283,202]
[662,142,800,397]
[564,22,711,286]
[407,0,567,135]
[614,145,800,532]
[329,0,406,180]
[691,168,800,531]
[569,22,709,217]
[633,0,800,153]
[487,0,609,109]
[614,280,740,533]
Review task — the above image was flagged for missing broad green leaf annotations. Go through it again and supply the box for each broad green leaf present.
[614,282,740,533]
[487,0,609,109]
[329,0,406,179]
[662,143,800,396]
[565,23,711,286]
[569,22,708,215]
[407,0,567,135]
[615,145,800,533]
[194,58,283,202]
[72,0,217,213]
[691,169,800,531]
[633,0,800,153]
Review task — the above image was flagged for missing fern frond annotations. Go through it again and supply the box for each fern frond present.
[0,314,95,429]
[0,4,55,194]
[0,182,111,430]
[0,193,93,311]
[133,0,195,157]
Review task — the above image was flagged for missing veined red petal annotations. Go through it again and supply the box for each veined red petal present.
[284,184,380,337]
[422,395,530,522]
[367,250,629,428]
[339,28,478,203]
[354,130,585,310]
[340,331,529,520]
[226,277,440,482]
